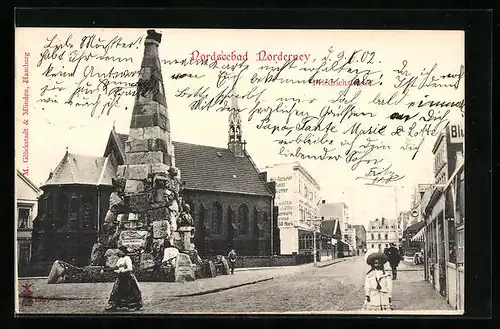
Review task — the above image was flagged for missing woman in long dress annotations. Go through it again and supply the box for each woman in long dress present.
[105,246,143,311]
[362,251,393,311]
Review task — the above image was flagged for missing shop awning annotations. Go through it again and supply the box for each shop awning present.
[411,226,425,242]
[421,185,444,216]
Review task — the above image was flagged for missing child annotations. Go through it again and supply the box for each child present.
[362,251,393,311]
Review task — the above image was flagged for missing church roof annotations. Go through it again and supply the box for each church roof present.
[43,152,116,187]
[173,141,273,196]
[110,132,272,196]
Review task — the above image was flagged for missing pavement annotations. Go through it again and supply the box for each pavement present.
[17,256,457,314]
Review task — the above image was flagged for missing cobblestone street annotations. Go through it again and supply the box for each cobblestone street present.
[17,256,457,314]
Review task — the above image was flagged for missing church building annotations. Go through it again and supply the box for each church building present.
[30,30,279,268]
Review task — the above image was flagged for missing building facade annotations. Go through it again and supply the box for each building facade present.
[16,170,41,268]
[397,211,410,242]
[262,162,321,255]
[366,218,399,251]
[30,153,117,267]
[420,122,464,311]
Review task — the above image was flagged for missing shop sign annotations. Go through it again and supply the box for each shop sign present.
[448,122,464,144]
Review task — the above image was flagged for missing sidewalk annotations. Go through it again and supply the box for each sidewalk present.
[391,261,454,311]
[235,257,348,272]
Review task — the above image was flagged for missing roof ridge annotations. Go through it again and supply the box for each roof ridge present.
[16,170,41,192]
[110,130,127,163]
[97,156,110,185]
[67,153,77,183]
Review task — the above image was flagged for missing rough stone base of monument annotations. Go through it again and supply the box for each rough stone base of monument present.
[46,258,223,284]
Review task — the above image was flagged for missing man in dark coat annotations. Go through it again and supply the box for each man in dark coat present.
[384,243,401,279]
[227,248,238,275]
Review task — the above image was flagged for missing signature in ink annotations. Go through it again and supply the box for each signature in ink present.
[355,164,405,186]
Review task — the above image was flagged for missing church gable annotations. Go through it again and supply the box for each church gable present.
[103,130,126,165]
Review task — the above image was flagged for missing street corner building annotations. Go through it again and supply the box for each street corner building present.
[418,124,465,311]
[29,30,280,273]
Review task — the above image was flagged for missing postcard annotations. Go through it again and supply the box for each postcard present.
[15,27,464,314]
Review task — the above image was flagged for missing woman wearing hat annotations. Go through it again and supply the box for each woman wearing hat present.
[362,250,393,311]
[105,245,143,311]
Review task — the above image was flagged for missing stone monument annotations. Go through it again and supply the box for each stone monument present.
[47,30,221,283]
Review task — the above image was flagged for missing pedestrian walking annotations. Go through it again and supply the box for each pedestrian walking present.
[105,246,143,312]
[228,248,237,274]
[362,250,393,312]
[384,243,401,280]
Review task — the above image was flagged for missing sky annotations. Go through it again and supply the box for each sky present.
[15,28,464,229]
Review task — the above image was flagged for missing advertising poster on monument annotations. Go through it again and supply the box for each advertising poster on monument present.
[15,23,467,315]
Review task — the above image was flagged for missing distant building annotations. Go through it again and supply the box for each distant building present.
[262,162,321,255]
[353,225,367,251]
[319,201,356,251]
[397,211,410,241]
[16,170,41,267]
[409,184,432,226]
[319,219,342,258]
[366,218,399,251]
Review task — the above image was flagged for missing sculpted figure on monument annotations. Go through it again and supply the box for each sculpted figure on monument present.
[179,203,194,227]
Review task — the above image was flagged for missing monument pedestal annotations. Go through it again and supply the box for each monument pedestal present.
[177,226,195,252]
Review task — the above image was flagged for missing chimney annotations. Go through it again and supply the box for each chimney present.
[259,171,268,182]
[322,200,326,204]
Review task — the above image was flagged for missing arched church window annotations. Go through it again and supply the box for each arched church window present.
[253,208,260,239]
[238,204,249,235]
[261,213,268,238]
[57,193,69,229]
[211,202,223,234]
[199,204,205,229]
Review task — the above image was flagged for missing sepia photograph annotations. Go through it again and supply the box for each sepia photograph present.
[14,26,465,315]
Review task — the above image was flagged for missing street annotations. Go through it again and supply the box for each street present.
[17,256,455,314]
